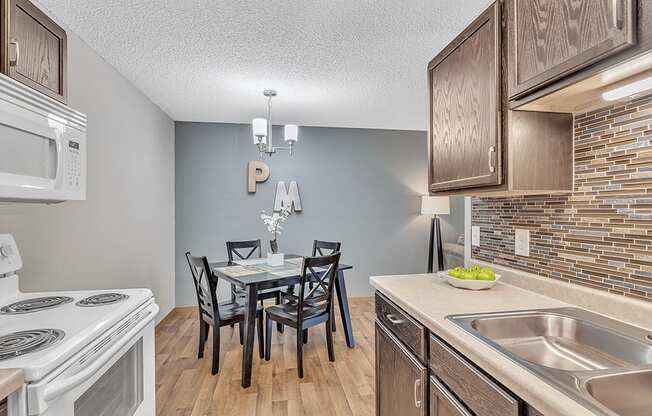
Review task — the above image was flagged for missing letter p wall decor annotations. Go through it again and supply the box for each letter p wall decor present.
[247,161,270,193]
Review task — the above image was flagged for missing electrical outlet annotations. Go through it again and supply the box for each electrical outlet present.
[472,226,480,247]
[515,228,530,257]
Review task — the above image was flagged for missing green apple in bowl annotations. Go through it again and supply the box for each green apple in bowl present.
[476,267,496,281]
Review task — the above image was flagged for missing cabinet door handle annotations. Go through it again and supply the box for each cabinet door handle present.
[385,313,405,325]
[488,146,496,173]
[612,0,623,29]
[9,39,19,67]
[413,378,422,408]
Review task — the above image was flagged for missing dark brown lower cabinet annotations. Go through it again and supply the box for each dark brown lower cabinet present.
[375,292,546,416]
[430,376,472,416]
[375,321,427,416]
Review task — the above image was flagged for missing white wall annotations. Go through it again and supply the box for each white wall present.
[0,32,176,319]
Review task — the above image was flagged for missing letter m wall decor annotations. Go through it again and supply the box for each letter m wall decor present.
[274,181,302,212]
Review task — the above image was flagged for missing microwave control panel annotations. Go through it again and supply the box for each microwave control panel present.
[66,139,82,188]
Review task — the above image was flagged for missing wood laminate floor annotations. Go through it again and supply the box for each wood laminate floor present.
[155,297,375,416]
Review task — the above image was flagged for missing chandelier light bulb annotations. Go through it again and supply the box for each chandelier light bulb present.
[252,118,268,144]
[284,125,298,143]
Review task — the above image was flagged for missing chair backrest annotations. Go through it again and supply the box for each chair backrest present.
[226,240,262,263]
[312,240,342,256]
[297,253,341,322]
[185,252,220,323]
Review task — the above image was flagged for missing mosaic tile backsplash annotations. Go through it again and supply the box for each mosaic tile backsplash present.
[472,94,652,303]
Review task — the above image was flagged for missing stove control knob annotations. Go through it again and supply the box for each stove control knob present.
[0,244,13,258]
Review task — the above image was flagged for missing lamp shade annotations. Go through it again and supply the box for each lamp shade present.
[284,124,298,143]
[421,196,450,215]
[252,118,268,143]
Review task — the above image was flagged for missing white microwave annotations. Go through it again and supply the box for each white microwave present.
[0,75,86,203]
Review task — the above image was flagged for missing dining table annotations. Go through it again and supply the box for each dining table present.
[211,255,355,388]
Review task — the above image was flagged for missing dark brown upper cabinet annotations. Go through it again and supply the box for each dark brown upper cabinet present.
[1,0,67,103]
[508,0,637,100]
[427,1,574,196]
[428,2,502,192]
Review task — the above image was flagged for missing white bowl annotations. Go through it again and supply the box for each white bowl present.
[438,270,501,290]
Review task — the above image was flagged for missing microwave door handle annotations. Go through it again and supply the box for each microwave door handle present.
[42,304,158,402]
[53,135,63,188]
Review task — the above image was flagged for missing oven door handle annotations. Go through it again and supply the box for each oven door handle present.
[42,304,158,402]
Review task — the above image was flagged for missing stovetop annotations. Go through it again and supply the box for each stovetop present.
[0,276,154,382]
[77,292,129,307]
[0,296,74,314]
[0,329,65,361]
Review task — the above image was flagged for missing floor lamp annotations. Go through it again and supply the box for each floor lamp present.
[421,196,450,273]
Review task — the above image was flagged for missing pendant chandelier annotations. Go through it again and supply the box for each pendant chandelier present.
[252,90,298,156]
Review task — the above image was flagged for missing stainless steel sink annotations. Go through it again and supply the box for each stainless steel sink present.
[448,307,652,416]
[469,312,652,371]
[586,370,652,416]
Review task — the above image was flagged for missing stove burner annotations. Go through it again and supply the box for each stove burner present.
[76,293,129,307]
[0,329,65,361]
[0,296,73,314]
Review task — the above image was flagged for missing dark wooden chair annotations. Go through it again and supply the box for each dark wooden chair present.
[264,252,341,378]
[285,240,342,332]
[227,239,285,332]
[185,251,264,374]
[312,240,342,257]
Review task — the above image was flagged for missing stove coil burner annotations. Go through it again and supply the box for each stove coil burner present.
[0,329,65,361]
[76,293,129,307]
[0,296,74,314]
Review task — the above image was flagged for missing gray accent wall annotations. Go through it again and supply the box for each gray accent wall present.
[175,122,434,306]
[0,32,176,319]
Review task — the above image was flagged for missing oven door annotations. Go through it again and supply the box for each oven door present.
[26,302,157,416]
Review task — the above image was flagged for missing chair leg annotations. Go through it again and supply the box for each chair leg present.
[275,292,284,333]
[325,320,335,362]
[331,302,337,332]
[211,325,221,375]
[238,321,244,345]
[296,331,304,379]
[198,320,208,359]
[230,284,236,328]
[302,329,308,344]
[265,315,273,361]
[257,312,264,359]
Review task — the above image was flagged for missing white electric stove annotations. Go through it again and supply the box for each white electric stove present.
[0,235,158,416]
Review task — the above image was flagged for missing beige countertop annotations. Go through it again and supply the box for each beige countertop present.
[0,368,23,401]
[369,271,651,416]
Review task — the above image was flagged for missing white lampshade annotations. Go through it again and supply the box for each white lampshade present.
[421,196,450,215]
[252,118,268,143]
[284,124,298,143]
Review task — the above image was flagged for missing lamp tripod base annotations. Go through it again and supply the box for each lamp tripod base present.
[427,216,444,273]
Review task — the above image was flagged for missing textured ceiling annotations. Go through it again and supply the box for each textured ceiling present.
[38,0,491,130]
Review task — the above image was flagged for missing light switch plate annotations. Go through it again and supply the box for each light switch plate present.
[515,228,530,257]
[471,226,480,247]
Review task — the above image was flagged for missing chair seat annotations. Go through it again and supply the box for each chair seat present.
[265,303,328,327]
[217,300,263,322]
[282,287,328,304]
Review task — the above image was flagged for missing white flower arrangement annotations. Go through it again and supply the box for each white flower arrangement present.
[260,206,292,241]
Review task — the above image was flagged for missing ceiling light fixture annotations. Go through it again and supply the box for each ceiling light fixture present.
[602,76,652,101]
[252,90,298,157]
